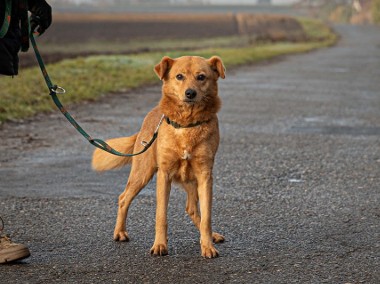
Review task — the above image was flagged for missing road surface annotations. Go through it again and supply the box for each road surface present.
[0,25,379,283]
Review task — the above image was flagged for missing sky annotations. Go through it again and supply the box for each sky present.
[209,0,299,4]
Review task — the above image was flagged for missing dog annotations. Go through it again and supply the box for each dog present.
[92,55,225,258]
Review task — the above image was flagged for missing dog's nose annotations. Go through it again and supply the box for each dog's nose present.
[185,89,197,99]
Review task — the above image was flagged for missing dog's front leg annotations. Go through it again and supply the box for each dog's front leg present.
[197,172,219,258]
[150,170,171,256]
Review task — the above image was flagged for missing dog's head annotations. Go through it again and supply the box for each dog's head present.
[154,56,225,106]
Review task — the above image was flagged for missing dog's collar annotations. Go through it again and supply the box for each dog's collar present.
[165,116,211,129]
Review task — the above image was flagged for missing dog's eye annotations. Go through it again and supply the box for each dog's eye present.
[176,74,184,81]
[196,74,206,81]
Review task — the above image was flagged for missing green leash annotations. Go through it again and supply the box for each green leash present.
[29,32,163,157]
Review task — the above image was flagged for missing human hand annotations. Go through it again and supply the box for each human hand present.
[29,0,52,35]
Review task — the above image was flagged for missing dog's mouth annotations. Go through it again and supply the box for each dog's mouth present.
[183,99,196,104]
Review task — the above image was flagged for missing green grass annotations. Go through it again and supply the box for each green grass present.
[298,17,337,42]
[37,35,252,54]
[0,18,337,123]
[373,0,380,24]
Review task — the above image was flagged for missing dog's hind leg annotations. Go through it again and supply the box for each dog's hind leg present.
[183,182,225,244]
[114,159,156,242]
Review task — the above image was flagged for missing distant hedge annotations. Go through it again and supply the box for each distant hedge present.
[373,0,380,24]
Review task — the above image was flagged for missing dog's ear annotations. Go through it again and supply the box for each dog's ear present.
[208,56,226,79]
[154,56,174,80]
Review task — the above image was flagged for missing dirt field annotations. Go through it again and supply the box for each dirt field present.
[45,13,306,43]
[48,13,238,42]
[21,13,307,67]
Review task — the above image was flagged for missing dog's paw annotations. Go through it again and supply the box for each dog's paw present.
[201,244,219,259]
[113,231,130,242]
[212,232,225,244]
[150,243,168,256]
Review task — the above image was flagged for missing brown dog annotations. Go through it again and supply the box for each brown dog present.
[92,55,225,258]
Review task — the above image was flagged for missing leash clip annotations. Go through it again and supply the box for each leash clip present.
[50,85,66,94]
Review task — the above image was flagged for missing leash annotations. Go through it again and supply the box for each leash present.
[29,32,164,157]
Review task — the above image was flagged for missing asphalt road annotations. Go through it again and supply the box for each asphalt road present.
[1,25,379,283]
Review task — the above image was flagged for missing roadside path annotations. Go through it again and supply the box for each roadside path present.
[0,25,379,283]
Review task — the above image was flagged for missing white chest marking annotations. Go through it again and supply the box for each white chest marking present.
[182,150,192,160]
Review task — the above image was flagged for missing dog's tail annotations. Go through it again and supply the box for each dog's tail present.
[91,133,138,172]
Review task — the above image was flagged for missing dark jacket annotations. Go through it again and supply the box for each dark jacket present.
[0,0,51,76]
[0,0,23,76]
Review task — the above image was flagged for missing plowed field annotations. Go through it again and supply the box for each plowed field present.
[21,13,306,67]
